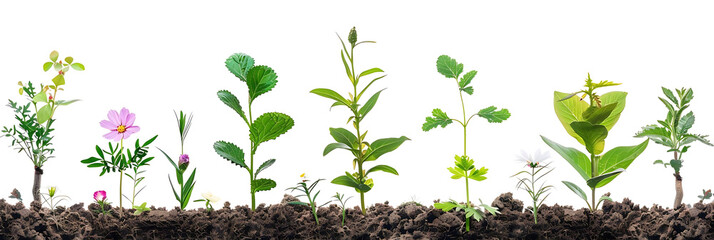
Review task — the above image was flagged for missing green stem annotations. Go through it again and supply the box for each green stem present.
[248,103,256,211]
[119,139,124,217]
[532,167,538,224]
[359,192,365,215]
[465,169,471,232]
[590,152,596,211]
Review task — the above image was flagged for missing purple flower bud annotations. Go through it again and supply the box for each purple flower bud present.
[179,154,190,165]
[94,190,107,202]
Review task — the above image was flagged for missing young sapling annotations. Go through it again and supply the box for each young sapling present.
[512,150,554,224]
[332,192,353,226]
[214,53,294,211]
[286,174,331,225]
[634,87,712,208]
[542,74,648,211]
[158,110,197,210]
[311,27,409,215]
[422,55,509,231]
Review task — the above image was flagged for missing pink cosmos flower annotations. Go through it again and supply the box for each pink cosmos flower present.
[94,190,107,202]
[100,108,140,141]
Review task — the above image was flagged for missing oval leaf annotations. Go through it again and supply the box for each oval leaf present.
[225,53,255,82]
[217,90,248,124]
[436,55,463,79]
[70,63,85,71]
[213,141,247,169]
[595,139,648,187]
[366,164,398,175]
[541,136,591,181]
[37,104,52,124]
[570,121,608,155]
[329,128,358,148]
[251,178,276,193]
[554,91,589,145]
[250,112,294,150]
[246,65,278,102]
[364,136,410,161]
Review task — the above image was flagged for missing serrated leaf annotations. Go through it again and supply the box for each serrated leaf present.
[681,133,712,146]
[459,70,477,90]
[677,111,694,134]
[251,178,276,193]
[363,136,410,161]
[477,106,510,123]
[461,86,474,95]
[250,112,294,150]
[70,63,85,71]
[213,141,247,169]
[422,108,452,131]
[570,121,608,154]
[217,90,248,124]
[365,164,398,175]
[225,53,254,82]
[634,125,672,147]
[246,65,278,102]
[52,74,65,86]
[436,55,463,79]
[37,104,52,124]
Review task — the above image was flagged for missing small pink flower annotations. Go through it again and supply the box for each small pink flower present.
[100,108,140,141]
[94,190,106,202]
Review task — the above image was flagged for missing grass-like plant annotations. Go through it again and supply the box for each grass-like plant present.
[541,74,648,211]
[634,87,712,208]
[332,192,352,226]
[512,150,554,224]
[422,55,509,231]
[1,50,84,202]
[286,174,330,225]
[214,53,294,211]
[311,27,409,215]
[40,186,69,213]
[158,111,197,210]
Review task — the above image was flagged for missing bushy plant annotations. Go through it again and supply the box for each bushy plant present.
[541,74,648,211]
[214,53,294,211]
[311,27,409,215]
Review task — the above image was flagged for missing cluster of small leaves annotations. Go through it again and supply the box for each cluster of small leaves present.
[698,189,712,203]
[8,188,22,202]
[448,155,488,182]
[512,162,554,223]
[287,178,330,225]
[159,111,197,210]
[332,192,353,226]
[2,92,55,167]
[434,199,499,222]
[635,87,712,173]
[36,51,84,124]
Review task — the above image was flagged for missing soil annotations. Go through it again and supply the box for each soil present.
[1,192,713,239]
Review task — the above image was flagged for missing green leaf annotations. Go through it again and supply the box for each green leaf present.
[570,121,608,155]
[541,136,591,180]
[217,90,248,125]
[681,133,712,146]
[459,70,477,88]
[477,106,510,123]
[70,63,85,71]
[597,91,627,131]
[366,165,398,175]
[554,91,589,144]
[587,169,624,188]
[323,142,354,156]
[53,62,62,71]
[661,87,678,106]
[50,51,59,62]
[255,159,275,177]
[364,136,410,161]
[288,201,309,206]
[55,99,80,106]
[250,112,294,150]
[653,160,665,165]
[634,125,672,147]
[81,157,101,164]
[422,108,453,131]
[341,51,354,84]
[33,92,48,103]
[670,159,682,172]
[37,104,52,124]
[225,53,254,82]
[43,62,53,72]
[310,88,351,108]
[582,103,617,125]
[434,201,458,212]
[436,55,463,79]
[677,111,694,134]
[461,86,474,95]
[251,178,276,193]
[448,166,466,179]
[52,74,65,86]
[332,174,371,192]
[562,181,588,202]
[64,57,74,64]
[245,65,278,102]
[329,128,358,148]
[87,163,104,168]
[468,167,488,181]
[595,140,649,187]
[358,89,384,118]
[213,141,247,169]
[358,67,383,79]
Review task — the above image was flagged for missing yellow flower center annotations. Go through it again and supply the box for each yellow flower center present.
[117,125,126,133]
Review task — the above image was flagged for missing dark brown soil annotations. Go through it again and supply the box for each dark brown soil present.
[1,193,713,239]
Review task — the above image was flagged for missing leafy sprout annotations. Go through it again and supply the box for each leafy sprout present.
[333,192,353,226]
[286,176,330,225]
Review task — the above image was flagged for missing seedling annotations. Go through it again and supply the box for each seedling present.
[634,87,712,208]
[698,189,712,203]
[1,51,83,202]
[158,111,197,210]
[132,202,150,215]
[512,150,554,224]
[214,53,294,211]
[40,186,69,213]
[332,192,353,226]
[194,192,220,212]
[311,27,409,215]
[286,174,330,225]
[423,55,509,231]
[541,74,648,211]
[80,108,158,217]
[8,188,22,203]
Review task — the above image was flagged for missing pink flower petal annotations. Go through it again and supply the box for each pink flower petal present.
[125,125,140,134]
[115,133,125,141]
[125,113,136,127]
[119,108,129,125]
[103,131,119,141]
[99,120,116,130]
[107,110,121,126]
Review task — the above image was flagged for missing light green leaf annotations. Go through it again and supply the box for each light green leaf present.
[53,62,61,71]
[37,104,52,124]
[213,141,247,169]
[582,103,617,125]
[310,88,351,108]
[595,140,648,187]
[448,167,466,179]
[43,62,53,72]
[366,165,398,175]
[358,89,384,118]
[364,136,410,161]
[468,167,488,181]
[55,99,80,106]
[250,112,294,150]
[50,50,59,62]
[541,136,591,180]
[597,91,627,131]
[358,68,383,79]
[64,57,74,64]
[323,142,354,156]
[477,106,510,123]
[217,90,248,125]
[459,70,477,94]
[251,178,276,193]
[570,121,608,155]
[562,181,588,202]
[70,63,85,71]
[225,53,254,82]
[422,108,452,131]
[33,91,48,103]
[681,133,712,146]
[329,128,358,148]
[434,201,458,212]
[255,159,275,177]
[677,111,694,134]
[661,87,678,106]
[554,91,589,144]
[436,55,463,79]
[246,65,278,102]
[634,125,672,147]
[52,74,65,86]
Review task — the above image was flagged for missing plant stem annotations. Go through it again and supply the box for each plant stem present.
[532,167,538,224]
[119,139,124,217]
[248,103,255,211]
[33,167,42,202]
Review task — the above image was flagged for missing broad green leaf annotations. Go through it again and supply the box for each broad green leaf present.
[33,91,48,103]
[70,63,85,71]
[251,178,276,193]
[255,159,275,177]
[670,159,682,172]
[587,169,624,188]
[358,89,384,118]
[582,103,617,125]
[329,128,358,148]
[358,68,383,78]
[310,88,351,108]
[436,55,463,79]
[661,87,678,106]
[64,56,74,64]
[595,139,648,187]
[55,99,80,106]
[213,141,247,169]
[477,106,510,123]
[541,136,591,180]
[364,136,410,161]
[597,91,627,131]
[52,74,65,86]
[434,201,458,212]
[43,62,53,72]
[366,164,398,175]
[323,142,354,156]
[50,50,59,62]
[332,174,371,192]
[677,111,694,134]
[422,108,452,131]
[554,91,589,144]
[562,181,588,202]
[225,53,254,82]
[570,121,608,154]
[217,90,248,124]
[246,65,278,102]
[250,112,294,150]
[37,104,52,124]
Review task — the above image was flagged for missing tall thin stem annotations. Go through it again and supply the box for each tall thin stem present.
[531,167,538,224]
[590,152,596,211]
[119,139,124,217]
[248,103,255,211]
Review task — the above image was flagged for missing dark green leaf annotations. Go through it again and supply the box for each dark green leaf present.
[213,141,247,169]
[541,136,591,180]
[459,70,477,94]
[358,89,384,118]
[332,174,371,192]
[586,169,624,188]
[570,121,608,155]
[225,53,254,82]
[422,108,452,131]
[250,112,294,150]
[323,142,354,156]
[365,164,398,175]
[436,55,463,79]
[81,157,101,164]
[217,90,248,125]
[255,159,275,177]
[477,106,510,123]
[246,65,278,102]
[329,128,358,148]
[364,136,410,161]
[562,181,588,202]
[251,178,276,193]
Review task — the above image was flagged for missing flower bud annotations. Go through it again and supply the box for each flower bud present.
[94,190,107,202]
[348,27,357,47]
[179,154,190,171]
[48,186,56,198]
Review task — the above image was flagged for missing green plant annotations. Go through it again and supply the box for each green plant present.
[423,55,509,231]
[332,192,352,226]
[634,87,712,208]
[311,27,409,215]
[286,174,330,225]
[8,188,22,203]
[132,202,150,215]
[40,186,69,213]
[158,111,196,210]
[698,189,712,203]
[512,150,554,224]
[541,74,649,211]
[214,53,294,211]
[93,190,111,215]
[1,50,84,202]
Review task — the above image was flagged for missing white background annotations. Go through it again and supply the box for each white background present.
[0,1,713,211]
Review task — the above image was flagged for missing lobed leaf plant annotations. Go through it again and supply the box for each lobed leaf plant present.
[541,74,648,211]
[311,27,409,215]
[634,87,712,208]
[423,55,509,231]
[214,53,294,211]
[332,192,353,226]
[1,50,84,202]
[512,150,554,224]
[158,110,197,210]
[286,174,331,225]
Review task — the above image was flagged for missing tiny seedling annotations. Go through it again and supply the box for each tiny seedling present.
[286,174,331,225]
[635,87,712,208]
[40,186,69,213]
[1,50,84,202]
[512,150,554,224]
[194,192,220,212]
[214,53,294,211]
[311,27,409,215]
[332,192,353,226]
[423,55,509,231]
[158,110,197,210]
[542,74,648,211]
[8,188,22,203]
[698,189,712,203]
[132,202,150,215]
[93,190,111,215]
